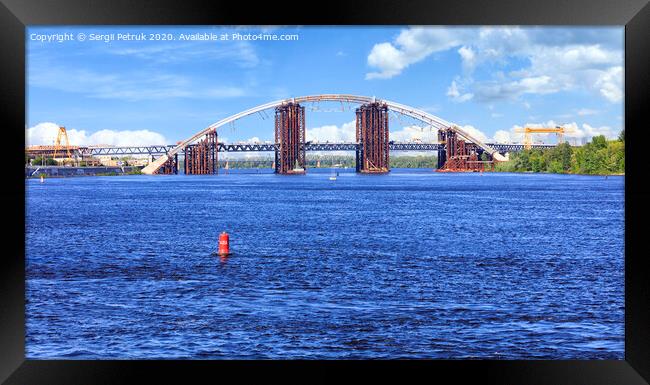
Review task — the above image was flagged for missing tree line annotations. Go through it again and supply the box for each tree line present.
[27,132,625,175]
[494,131,624,175]
[216,155,439,169]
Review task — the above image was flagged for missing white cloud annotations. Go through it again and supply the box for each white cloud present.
[458,125,489,143]
[26,122,168,146]
[447,81,460,97]
[595,66,623,102]
[366,27,468,79]
[365,27,623,103]
[390,125,438,142]
[365,43,407,79]
[458,46,476,72]
[306,120,356,142]
[525,44,620,75]
[474,43,622,102]
[473,75,561,102]
[26,122,85,147]
[493,130,511,143]
[390,123,492,144]
[570,123,618,140]
[446,80,474,102]
[518,76,556,93]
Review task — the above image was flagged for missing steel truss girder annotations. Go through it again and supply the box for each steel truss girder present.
[68,142,553,157]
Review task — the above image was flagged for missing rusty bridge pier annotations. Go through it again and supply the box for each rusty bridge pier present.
[274,102,306,174]
[155,154,178,174]
[437,128,494,172]
[356,102,389,173]
[184,129,218,175]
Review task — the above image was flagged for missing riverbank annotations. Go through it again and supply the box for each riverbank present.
[26,166,143,178]
[26,166,626,178]
[491,170,624,177]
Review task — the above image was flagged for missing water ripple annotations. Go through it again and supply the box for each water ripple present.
[25,170,624,359]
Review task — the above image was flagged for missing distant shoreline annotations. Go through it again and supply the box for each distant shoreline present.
[491,170,624,177]
[25,166,142,178]
[26,166,624,178]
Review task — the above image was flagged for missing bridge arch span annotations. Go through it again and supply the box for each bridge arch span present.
[142,94,505,174]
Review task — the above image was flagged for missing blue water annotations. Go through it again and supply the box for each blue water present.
[25,169,625,359]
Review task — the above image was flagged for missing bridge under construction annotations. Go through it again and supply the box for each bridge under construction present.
[25,94,566,175]
[27,137,560,174]
[143,94,516,175]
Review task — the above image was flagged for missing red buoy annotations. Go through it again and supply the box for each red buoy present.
[218,232,230,256]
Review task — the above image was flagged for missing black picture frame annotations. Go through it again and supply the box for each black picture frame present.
[2,0,648,383]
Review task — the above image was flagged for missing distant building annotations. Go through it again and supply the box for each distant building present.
[98,156,118,166]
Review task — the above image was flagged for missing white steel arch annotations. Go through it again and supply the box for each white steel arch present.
[142,94,506,174]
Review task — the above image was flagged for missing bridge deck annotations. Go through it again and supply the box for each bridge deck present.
[25,142,560,157]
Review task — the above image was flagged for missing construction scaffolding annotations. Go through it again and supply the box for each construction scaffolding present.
[155,154,179,174]
[437,128,494,172]
[52,126,72,160]
[356,102,389,173]
[275,102,306,174]
[184,129,218,175]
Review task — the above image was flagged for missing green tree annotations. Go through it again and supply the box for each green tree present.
[514,150,530,171]
[606,140,625,174]
[528,149,546,172]
[554,142,573,172]
[33,156,57,166]
[572,147,585,173]
[493,135,623,175]
[592,135,607,149]
[548,160,563,174]
[580,139,610,174]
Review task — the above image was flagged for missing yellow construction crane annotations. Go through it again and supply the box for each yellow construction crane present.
[514,125,574,149]
[52,126,72,159]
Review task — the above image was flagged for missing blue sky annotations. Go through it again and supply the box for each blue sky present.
[26,26,623,147]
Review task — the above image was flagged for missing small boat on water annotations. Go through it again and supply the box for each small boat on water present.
[292,159,305,173]
[329,155,338,180]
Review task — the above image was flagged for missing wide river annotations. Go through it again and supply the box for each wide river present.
[25,169,625,359]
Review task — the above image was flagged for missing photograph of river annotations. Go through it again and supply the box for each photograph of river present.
[25,26,624,359]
